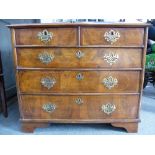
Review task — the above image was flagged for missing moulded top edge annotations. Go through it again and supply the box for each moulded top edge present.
[7,22,151,28]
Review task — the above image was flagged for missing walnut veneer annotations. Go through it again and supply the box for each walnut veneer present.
[9,23,149,133]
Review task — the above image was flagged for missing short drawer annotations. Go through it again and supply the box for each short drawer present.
[20,95,139,119]
[18,70,140,93]
[81,27,144,46]
[17,48,142,68]
[15,28,77,46]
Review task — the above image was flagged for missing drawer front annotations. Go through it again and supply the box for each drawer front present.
[15,28,77,45]
[18,71,140,93]
[20,95,139,119]
[81,27,144,46]
[17,48,142,68]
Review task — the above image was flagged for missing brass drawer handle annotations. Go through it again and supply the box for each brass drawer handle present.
[37,29,53,44]
[42,103,56,113]
[38,51,54,64]
[41,77,56,89]
[104,29,120,44]
[76,50,84,59]
[102,76,118,89]
[75,97,83,105]
[101,103,116,115]
[103,52,119,65]
[76,73,84,80]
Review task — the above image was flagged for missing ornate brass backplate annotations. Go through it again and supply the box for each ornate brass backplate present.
[76,50,84,59]
[101,103,116,115]
[75,97,83,105]
[104,29,120,44]
[76,73,84,80]
[38,51,54,64]
[42,103,56,113]
[41,77,56,89]
[102,76,118,89]
[104,52,119,65]
[37,29,53,44]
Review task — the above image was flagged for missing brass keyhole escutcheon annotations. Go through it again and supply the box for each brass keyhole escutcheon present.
[76,73,84,80]
[38,51,54,64]
[102,76,118,89]
[76,50,84,59]
[41,77,56,89]
[101,103,116,115]
[37,29,53,44]
[75,97,83,105]
[42,103,56,113]
[104,29,120,44]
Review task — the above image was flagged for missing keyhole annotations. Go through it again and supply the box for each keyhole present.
[78,74,81,78]
[44,31,47,35]
[111,31,114,35]
[76,73,84,80]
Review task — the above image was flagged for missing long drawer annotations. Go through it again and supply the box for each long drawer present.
[18,70,140,93]
[17,48,142,68]
[81,27,144,46]
[15,28,78,45]
[20,95,139,119]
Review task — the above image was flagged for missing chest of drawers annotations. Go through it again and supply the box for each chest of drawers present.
[9,23,149,133]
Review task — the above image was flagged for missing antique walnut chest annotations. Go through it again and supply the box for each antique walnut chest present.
[9,23,149,133]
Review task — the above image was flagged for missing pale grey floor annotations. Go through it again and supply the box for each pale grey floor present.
[0,84,155,135]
